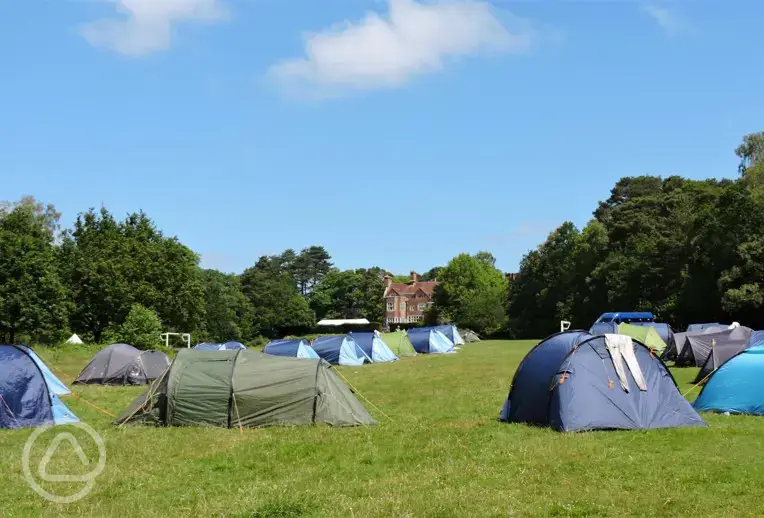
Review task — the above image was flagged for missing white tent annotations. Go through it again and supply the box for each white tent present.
[65,334,84,344]
[317,319,370,326]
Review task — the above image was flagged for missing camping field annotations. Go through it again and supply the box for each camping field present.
[3,341,764,517]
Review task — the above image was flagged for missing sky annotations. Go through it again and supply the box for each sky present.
[2,0,763,275]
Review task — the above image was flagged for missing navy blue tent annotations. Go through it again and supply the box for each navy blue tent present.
[499,332,705,432]
[349,332,398,363]
[312,335,370,366]
[1,345,79,429]
[263,338,319,359]
[407,327,454,354]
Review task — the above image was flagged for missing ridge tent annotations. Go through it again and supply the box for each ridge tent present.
[693,345,764,415]
[694,339,749,384]
[194,341,246,351]
[665,332,692,361]
[114,349,375,428]
[407,327,455,354]
[74,344,171,385]
[676,327,753,367]
[350,332,398,363]
[263,338,319,359]
[499,331,705,432]
[311,335,371,366]
[617,323,668,354]
[380,331,417,357]
[65,334,83,345]
[1,345,79,429]
[434,325,465,346]
[589,322,618,335]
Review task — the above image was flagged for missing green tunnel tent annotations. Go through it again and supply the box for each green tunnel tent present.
[617,323,667,355]
[114,349,376,428]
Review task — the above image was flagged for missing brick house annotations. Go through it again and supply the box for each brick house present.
[382,271,438,327]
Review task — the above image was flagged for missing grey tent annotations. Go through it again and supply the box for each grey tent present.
[114,349,376,428]
[694,339,750,384]
[461,329,481,343]
[74,344,170,385]
[676,327,753,367]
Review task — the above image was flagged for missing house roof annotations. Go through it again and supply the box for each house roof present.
[384,281,438,298]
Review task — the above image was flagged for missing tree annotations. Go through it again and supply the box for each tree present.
[0,206,68,343]
[0,195,62,239]
[420,267,443,282]
[293,246,333,294]
[434,253,508,336]
[309,268,385,321]
[200,269,253,342]
[240,257,314,338]
[118,304,162,350]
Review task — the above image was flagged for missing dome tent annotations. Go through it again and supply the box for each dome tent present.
[694,345,764,415]
[499,331,705,432]
[434,325,465,346]
[311,335,371,366]
[676,327,753,367]
[694,338,750,384]
[263,338,319,359]
[114,349,376,428]
[1,345,79,429]
[349,332,398,363]
[75,343,170,385]
[407,327,455,354]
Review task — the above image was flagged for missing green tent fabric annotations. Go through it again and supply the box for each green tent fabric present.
[381,331,417,357]
[617,323,667,354]
[114,349,376,428]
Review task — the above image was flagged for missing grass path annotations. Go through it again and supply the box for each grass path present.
[2,341,764,516]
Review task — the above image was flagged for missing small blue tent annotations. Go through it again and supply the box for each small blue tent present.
[263,338,319,359]
[407,327,455,354]
[194,341,246,351]
[589,322,618,335]
[350,332,398,363]
[499,332,705,432]
[311,335,371,366]
[1,344,79,429]
[434,325,465,346]
[694,345,764,415]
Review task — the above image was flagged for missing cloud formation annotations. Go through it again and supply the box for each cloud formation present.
[269,0,535,97]
[643,5,694,37]
[80,0,227,56]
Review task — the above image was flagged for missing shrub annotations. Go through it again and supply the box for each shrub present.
[118,304,162,350]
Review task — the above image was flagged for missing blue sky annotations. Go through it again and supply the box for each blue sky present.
[2,1,763,275]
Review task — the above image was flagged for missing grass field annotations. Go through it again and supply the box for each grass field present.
[3,340,764,517]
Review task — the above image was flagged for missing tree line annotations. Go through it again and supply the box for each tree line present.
[508,132,764,337]
[0,198,509,346]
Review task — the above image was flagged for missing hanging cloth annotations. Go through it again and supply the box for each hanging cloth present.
[604,334,648,392]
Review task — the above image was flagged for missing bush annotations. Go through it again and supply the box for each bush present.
[118,304,162,350]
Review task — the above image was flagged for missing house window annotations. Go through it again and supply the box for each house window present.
[401,301,406,312]
[418,303,425,311]
[386,301,394,312]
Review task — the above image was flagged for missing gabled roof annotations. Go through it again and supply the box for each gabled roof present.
[384,281,438,298]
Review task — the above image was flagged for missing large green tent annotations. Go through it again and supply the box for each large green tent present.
[381,331,417,357]
[114,349,376,428]
[617,323,667,354]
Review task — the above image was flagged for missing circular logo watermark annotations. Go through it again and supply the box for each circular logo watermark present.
[22,422,106,504]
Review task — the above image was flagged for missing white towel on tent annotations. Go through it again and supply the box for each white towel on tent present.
[604,334,647,392]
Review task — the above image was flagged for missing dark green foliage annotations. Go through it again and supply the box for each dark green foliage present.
[309,267,385,321]
[200,269,253,342]
[118,303,162,350]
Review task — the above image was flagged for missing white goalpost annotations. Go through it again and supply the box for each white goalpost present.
[160,332,191,348]
[560,320,571,333]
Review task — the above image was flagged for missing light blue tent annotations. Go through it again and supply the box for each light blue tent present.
[1,345,79,429]
[407,327,455,354]
[194,341,246,351]
[312,335,371,366]
[263,338,319,359]
[694,345,764,415]
[434,325,465,346]
[499,332,705,432]
[350,332,398,363]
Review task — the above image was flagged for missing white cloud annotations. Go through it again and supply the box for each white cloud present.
[80,0,227,56]
[643,5,694,37]
[268,0,536,97]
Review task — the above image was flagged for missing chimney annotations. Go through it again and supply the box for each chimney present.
[410,271,418,283]
[384,274,392,288]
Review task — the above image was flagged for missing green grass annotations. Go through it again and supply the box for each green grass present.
[3,341,764,517]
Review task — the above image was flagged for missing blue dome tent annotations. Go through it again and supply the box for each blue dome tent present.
[434,325,465,346]
[263,338,319,359]
[311,335,371,366]
[350,332,398,363]
[1,344,79,429]
[407,327,455,354]
[589,322,618,335]
[694,345,764,415]
[499,331,705,432]
[194,341,246,351]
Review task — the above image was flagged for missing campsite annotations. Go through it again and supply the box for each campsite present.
[3,336,764,517]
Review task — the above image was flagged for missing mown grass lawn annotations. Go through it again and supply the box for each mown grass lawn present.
[2,340,764,517]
